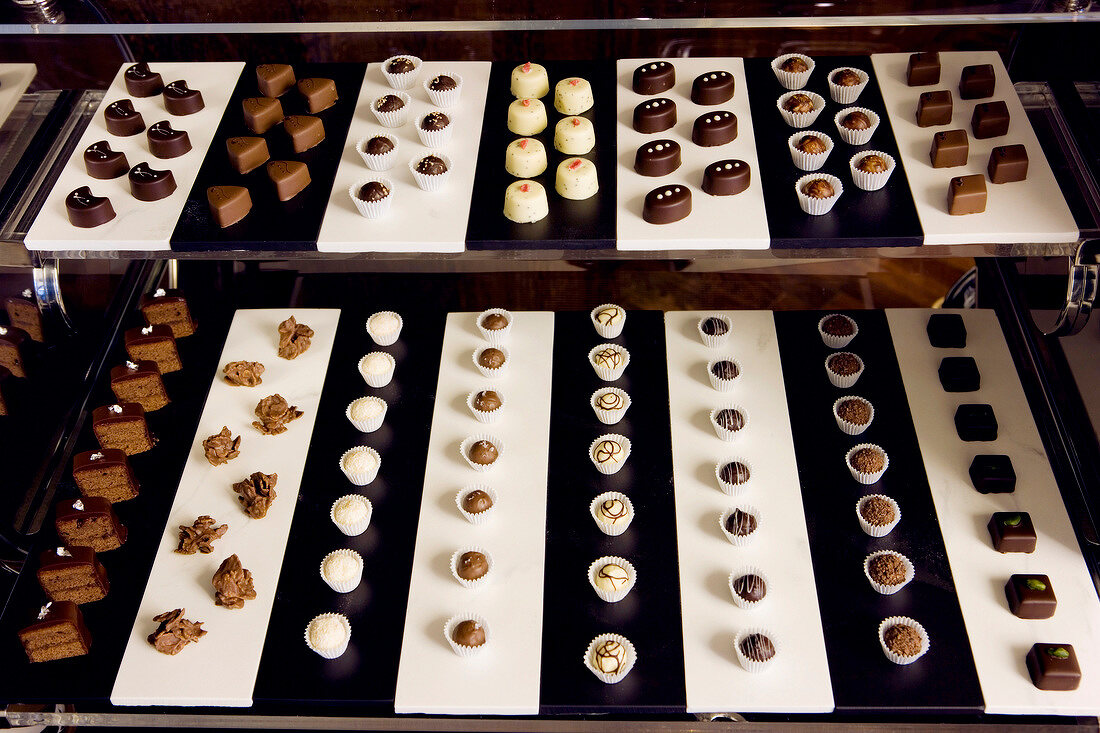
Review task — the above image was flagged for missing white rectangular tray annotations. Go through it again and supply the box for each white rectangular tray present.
[316,61,490,253]
[394,311,554,715]
[664,310,833,713]
[617,59,770,251]
[0,64,37,130]
[887,308,1100,715]
[25,62,245,252]
[871,52,1077,246]
[111,308,339,706]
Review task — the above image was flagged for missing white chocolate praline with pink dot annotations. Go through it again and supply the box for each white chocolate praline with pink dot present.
[510,61,549,99]
[507,98,547,135]
[505,137,547,177]
[503,180,549,223]
[555,157,598,200]
[554,116,595,155]
[554,77,593,115]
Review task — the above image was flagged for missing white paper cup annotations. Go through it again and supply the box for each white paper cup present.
[467,389,505,423]
[878,616,930,665]
[381,55,422,90]
[710,405,749,441]
[472,345,510,378]
[849,150,896,191]
[415,112,455,148]
[795,173,843,215]
[444,614,489,657]
[304,613,351,659]
[476,308,513,345]
[733,627,780,673]
[460,434,504,473]
[371,91,411,127]
[588,343,630,381]
[728,566,770,609]
[590,387,631,425]
[589,491,634,536]
[409,150,453,192]
[346,396,388,432]
[856,494,901,538]
[330,494,373,536]
[358,351,396,388]
[590,303,626,338]
[320,549,364,593]
[846,443,889,484]
[366,311,404,346]
[832,395,874,435]
[450,546,493,589]
[826,67,869,104]
[834,106,880,145]
[697,314,732,348]
[708,358,743,391]
[423,72,463,107]
[777,91,825,128]
[339,446,381,486]
[825,351,864,388]
[817,313,858,348]
[771,53,815,89]
[787,130,834,171]
[588,556,636,603]
[455,485,498,525]
[720,504,761,546]
[584,633,636,684]
[356,132,398,171]
[348,178,393,220]
[715,458,753,495]
[589,434,631,475]
[864,550,914,595]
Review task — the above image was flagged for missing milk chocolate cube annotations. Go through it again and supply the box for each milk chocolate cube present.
[927,312,966,348]
[1026,644,1080,691]
[959,64,995,100]
[1006,575,1056,619]
[917,90,952,127]
[938,356,980,392]
[988,144,1028,184]
[969,454,1016,494]
[930,129,968,168]
[972,101,1009,139]
[948,174,986,215]
[955,403,997,441]
[988,511,1035,553]
[907,52,940,86]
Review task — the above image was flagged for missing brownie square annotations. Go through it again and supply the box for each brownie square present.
[955,403,997,441]
[969,454,1016,493]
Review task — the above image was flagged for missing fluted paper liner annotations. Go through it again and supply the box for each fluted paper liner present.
[588,343,630,381]
[846,442,889,484]
[589,433,631,475]
[304,613,351,659]
[707,357,743,391]
[590,387,631,425]
[444,613,489,657]
[832,395,873,435]
[710,404,749,441]
[833,106,880,146]
[456,485,499,525]
[467,389,505,424]
[371,91,411,127]
[590,303,626,338]
[472,345,510,378]
[734,626,781,673]
[795,173,843,215]
[320,549,364,593]
[476,308,513,345]
[339,446,381,486]
[460,433,504,473]
[856,494,900,537]
[864,550,914,595]
[825,351,864,388]
[356,132,398,171]
[719,504,761,547]
[330,494,373,536]
[588,555,637,603]
[715,457,754,495]
[728,566,770,610]
[589,491,634,536]
[826,66,869,104]
[777,91,825,128]
[346,395,388,433]
[696,314,732,348]
[787,130,834,171]
[878,615,930,665]
[414,111,455,148]
[409,150,453,192]
[771,54,815,90]
[849,150,896,191]
[366,310,404,346]
[381,55,422,90]
[584,632,636,684]
[450,546,494,589]
[424,72,463,107]
[358,351,396,388]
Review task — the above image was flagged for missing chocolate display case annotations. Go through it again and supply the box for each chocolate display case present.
[2,2,1100,730]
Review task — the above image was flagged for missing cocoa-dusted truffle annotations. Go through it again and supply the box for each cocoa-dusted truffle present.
[357,181,390,202]
[468,440,498,465]
[856,154,889,173]
[827,352,861,376]
[796,135,827,154]
[860,496,895,526]
[801,178,835,199]
[415,155,447,175]
[366,136,394,155]
[883,622,923,657]
[832,69,861,86]
[841,111,872,130]
[452,619,485,647]
[783,93,815,113]
[850,446,886,474]
[780,57,809,73]
[821,314,854,336]
[867,552,907,585]
[837,398,872,425]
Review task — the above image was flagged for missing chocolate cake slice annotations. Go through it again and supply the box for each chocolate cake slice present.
[72,448,139,502]
[5,289,43,341]
[37,546,109,604]
[18,601,92,662]
[124,323,181,373]
[0,324,29,377]
[110,360,169,412]
[55,496,128,552]
[139,288,195,338]
[92,402,154,455]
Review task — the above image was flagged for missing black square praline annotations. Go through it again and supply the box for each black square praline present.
[969,454,1016,493]
[955,403,997,441]
[987,511,1036,553]
[926,312,967,348]
[939,356,980,392]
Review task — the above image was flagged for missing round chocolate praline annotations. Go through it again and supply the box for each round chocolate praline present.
[357,181,390,202]
[452,619,486,647]
[469,440,498,465]
[421,111,450,131]
[387,57,416,74]
[711,360,739,380]
[366,136,394,155]
[796,135,827,154]
[733,573,766,602]
[832,69,862,86]
[857,154,889,173]
[429,74,457,91]
[462,489,493,514]
[719,461,750,485]
[828,352,861,376]
[837,398,871,425]
[478,347,506,368]
[701,317,729,336]
[780,57,809,73]
[783,93,815,113]
[375,94,404,112]
[821,314,854,336]
[802,179,835,199]
[725,508,757,536]
[481,313,508,330]
[842,111,872,130]
[456,551,489,580]
[415,155,447,175]
[473,390,502,412]
[715,408,744,431]
[850,446,886,473]
[740,633,776,662]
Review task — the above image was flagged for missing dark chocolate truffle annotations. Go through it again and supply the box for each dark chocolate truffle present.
[821,314,855,336]
[988,144,1028,184]
[420,111,450,131]
[959,64,995,100]
[739,633,775,662]
[692,110,737,147]
[128,162,177,202]
[452,619,486,647]
[715,408,745,431]
[860,496,895,526]
[711,360,739,380]
[832,68,861,86]
[468,439,498,465]
[827,352,861,376]
[1026,644,1081,691]
[1006,574,1056,620]
[783,93,815,113]
[633,97,676,134]
[473,390,502,412]
[478,347,505,368]
[147,121,191,159]
[461,489,493,514]
[357,181,390,202]
[634,139,681,177]
[779,57,809,73]
[841,110,871,130]
[366,136,394,156]
[415,155,447,176]
[701,317,729,336]
[481,313,508,330]
[733,574,766,603]
[883,623,923,657]
[375,94,405,113]
[868,552,908,585]
[796,135,827,154]
[725,508,757,536]
[857,154,888,173]
[802,178,834,199]
[719,461,750,485]
[456,551,489,580]
[429,74,457,91]
[387,57,416,74]
[104,99,145,136]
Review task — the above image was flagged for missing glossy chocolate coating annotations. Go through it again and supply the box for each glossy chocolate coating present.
[947,174,986,216]
[375,94,404,112]
[55,495,128,549]
[642,184,691,224]
[719,460,749,484]
[104,99,145,136]
[266,160,310,201]
[65,187,116,228]
[207,186,252,228]
[429,74,457,91]
[831,68,862,86]
[1026,644,1080,691]
[416,155,447,175]
[692,110,737,147]
[782,93,815,113]
[916,90,952,127]
[802,178,835,199]
[468,439,498,465]
[147,121,191,159]
[701,317,728,336]
[969,454,1015,494]
[926,312,967,348]
[702,159,750,196]
[462,489,493,513]
[162,80,204,115]
[421,111,449,131]
[226,136,270,174]
[1006,574,1056,619]
[906,52,940,86]
[297,77,337,113]
[366,136,394,155]
[83,141,129,179]
[954,402,997,441]
[632,97,676,134]
[988,511,1036,553]
[124,62,163,97]
[478,347,505,368]
[37,546,109,603]
[841,110,871,130]
[856,154,888,173]
[691,70,735,105]
[256,63,296,97]
[715,408,745,431]
[473,390,502,412]
[452,619,485,647]
[283,115,325,153]
[242,97,284,134]
[456,551,489,580]
[18,600,92,662]
[959,64,995,100]
[634,139,681,177]
[128,162,177,202]
[632,61,675,95]
[929,129,968,168]
[357,181,389,202]
[988,144,1028,184]
[971,101,1009,139]
[779,56,809,73]
[387,57,416,74]
[725,508,757,536]
[733,573,766,602]
[796,134,828,154]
